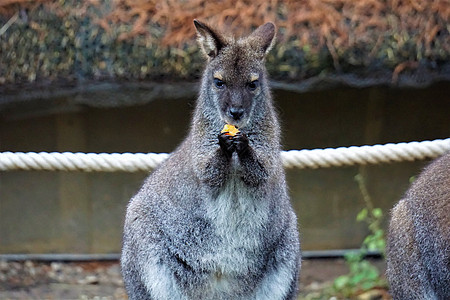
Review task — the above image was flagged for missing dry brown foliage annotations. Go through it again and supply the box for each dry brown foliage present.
[1,0,448,51]
[1,0,449,85]
[0,0,45,16]
[108,0,450,56]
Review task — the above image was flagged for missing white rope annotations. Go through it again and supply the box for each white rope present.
[282,138,450,169]
[0,138,449,172]
[0,152,170,172]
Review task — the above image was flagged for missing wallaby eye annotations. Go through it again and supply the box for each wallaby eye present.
[247,80,259,91]
[214,78,225,89]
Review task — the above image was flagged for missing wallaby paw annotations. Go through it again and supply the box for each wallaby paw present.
[233,132,250,155]
[218,132,236,157]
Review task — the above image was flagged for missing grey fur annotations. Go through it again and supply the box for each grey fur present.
[121,20,301,300]
[386,152,450,300]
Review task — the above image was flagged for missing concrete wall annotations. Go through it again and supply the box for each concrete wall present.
[1,82,449,253]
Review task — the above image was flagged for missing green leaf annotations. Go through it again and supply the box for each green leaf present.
[372,208,383,218]
[350,272,365,285]
[367,268,380,280]
[357,208,368,221]
[334,275,350,290]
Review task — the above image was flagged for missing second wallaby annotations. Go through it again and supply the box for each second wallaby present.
[386,152,450,300]
[121,20,301,300]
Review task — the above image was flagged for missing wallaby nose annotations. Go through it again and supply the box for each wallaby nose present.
[229,107,244,121]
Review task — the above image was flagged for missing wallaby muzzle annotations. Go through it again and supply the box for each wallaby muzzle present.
[228,106,244,121]
[222,88,252,126]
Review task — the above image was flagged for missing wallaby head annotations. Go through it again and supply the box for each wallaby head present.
[194,20,276,131]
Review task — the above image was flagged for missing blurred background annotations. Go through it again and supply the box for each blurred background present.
[1,0,449,299]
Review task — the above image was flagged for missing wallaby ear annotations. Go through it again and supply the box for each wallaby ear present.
[247,22,276,56]
[194,19,227,59]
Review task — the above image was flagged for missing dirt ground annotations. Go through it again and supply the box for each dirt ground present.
[0,258,389,300]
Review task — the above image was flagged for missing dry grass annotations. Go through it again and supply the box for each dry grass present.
[1,0,448,85]
[2,0,448,51]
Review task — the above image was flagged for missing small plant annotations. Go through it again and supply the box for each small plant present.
[333,252,383,297]
[354,173,386,256]
[331,173,387,298]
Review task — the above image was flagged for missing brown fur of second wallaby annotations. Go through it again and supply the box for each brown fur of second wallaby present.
[386,152,450,300]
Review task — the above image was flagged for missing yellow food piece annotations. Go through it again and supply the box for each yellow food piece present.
[221,124,240,136]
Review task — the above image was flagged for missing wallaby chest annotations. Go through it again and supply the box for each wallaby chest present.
[196,175,270,296]
[203,174,269,269]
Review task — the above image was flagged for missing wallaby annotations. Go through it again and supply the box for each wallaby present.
[121,20,301,300]
[386,152,450,300]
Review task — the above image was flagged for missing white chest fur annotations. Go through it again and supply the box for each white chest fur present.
[204,176,269,278]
